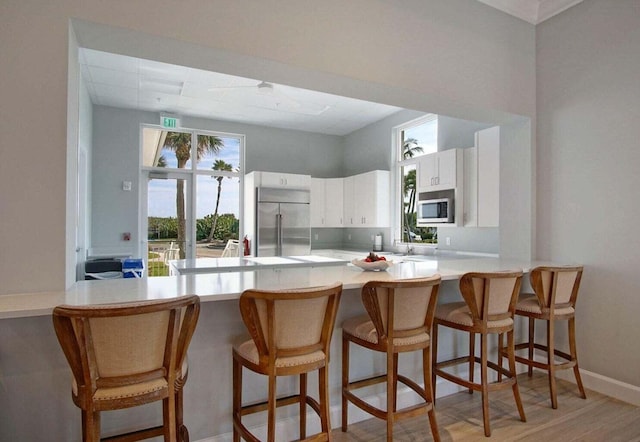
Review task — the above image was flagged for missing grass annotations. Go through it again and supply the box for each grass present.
[147,261,169,277]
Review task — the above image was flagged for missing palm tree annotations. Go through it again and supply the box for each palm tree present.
[206,159,234,242]
[403,137,424,159]
[163,132,224,258]
[402,138,422,241]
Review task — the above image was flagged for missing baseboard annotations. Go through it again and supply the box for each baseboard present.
[555,367,640,407]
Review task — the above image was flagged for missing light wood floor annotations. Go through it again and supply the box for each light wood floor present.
[332,373,640,441]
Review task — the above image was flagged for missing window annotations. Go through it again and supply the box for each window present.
[142,126,244,276]
[395,115,438,244]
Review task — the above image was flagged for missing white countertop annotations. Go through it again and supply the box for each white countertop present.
[168,254,349,275]
[0,255,556,320]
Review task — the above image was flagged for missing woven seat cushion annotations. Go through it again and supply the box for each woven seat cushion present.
[516,293,575,316]
[235,339,326,368]
[435,302,513,329]
[73,358,188,401]
[342,315,430,347]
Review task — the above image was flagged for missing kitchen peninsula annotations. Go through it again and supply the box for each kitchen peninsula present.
[0,255,557,441]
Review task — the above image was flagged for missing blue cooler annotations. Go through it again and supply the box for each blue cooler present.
[122,258,145,278]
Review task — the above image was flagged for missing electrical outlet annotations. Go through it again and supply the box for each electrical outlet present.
[446,237,451,246]
[348,234,351,240]
[314,233,319,240]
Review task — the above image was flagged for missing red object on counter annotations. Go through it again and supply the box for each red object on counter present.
[243,236,250,256]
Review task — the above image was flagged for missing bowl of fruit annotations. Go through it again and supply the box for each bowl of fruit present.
[351,253,392,271]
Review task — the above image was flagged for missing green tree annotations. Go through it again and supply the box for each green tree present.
[163,132,223,258]
[207,160,235,242]
[402,138,423,242]
[403,137,424,159]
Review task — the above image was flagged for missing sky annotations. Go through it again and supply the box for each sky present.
[148,136,241,218]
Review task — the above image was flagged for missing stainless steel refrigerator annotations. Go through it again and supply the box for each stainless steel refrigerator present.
[256,187,311,256]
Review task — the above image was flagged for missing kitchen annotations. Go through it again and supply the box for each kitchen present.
[85,67,514,271]
[7,0,639,440]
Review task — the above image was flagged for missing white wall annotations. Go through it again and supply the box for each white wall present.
[536,0,640,386]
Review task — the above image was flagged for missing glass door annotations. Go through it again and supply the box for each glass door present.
[145,173,192,276]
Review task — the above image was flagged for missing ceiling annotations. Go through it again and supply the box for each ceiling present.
[477,0,584,25]
[79,48,403,136]
[79,1,584,136]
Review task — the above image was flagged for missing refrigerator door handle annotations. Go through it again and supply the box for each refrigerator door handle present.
[276,213,282,255]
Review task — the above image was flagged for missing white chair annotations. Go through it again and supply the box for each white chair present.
[163,241,180,264]
[221,239,240,257]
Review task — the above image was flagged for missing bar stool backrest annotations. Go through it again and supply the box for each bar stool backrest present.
[460,271,523,323]
[239,283,342,365]
[530,266,583,310]
[362,276,441,341]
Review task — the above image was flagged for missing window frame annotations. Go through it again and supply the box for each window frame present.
[391,114,438,245]
[139,123,246,262]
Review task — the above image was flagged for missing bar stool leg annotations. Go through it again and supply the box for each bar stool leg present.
[268,374,277,442]
[386,348,395,442]
[300,372,307,439]
[232,358,242,442]
[319,366,331,435]
[480,333,491,437]
[528,318,535,377]
[469,331,476,394]
[508,329,526,422]
[341,337,349,431]
[422,347,441,442]
[569,317,587,399]
[432,322,439,404]
[547,319,558,409]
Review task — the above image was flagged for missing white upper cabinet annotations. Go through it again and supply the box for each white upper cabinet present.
[310,178,326,227]
[417,149,459,192]
[311,177,344,228]
[324,178,344,227]
[252,171,311,189]
[343,170,390,228]
[464,126,500,227]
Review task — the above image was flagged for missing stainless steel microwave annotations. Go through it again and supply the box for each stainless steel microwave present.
[417,198,453,225]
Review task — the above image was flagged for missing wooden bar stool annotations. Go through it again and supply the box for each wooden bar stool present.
[52,295,201,442]
[432,271,526,437]
[232,283,342,442]
[510,265,586,408]
[341,276,442,442]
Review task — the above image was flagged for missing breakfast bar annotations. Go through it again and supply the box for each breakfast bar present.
[0,256,553,441]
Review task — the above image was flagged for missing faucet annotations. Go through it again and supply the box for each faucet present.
[406,244,414,255]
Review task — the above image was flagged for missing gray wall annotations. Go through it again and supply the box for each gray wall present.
[438,115,492,150]
[537,0,640,386]
[1,0,536,294]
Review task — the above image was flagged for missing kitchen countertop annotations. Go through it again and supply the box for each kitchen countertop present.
[168,254,349,275]
[0,255,558,320]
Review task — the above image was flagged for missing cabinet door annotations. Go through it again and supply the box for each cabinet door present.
[436,149,457,189]
[342,176,356,226]
[310,178,325,227]
[260,172,310,189]
[353,173,374,226]
[324,178,344,227]
[477,127,499,227]
[417,154,438,190]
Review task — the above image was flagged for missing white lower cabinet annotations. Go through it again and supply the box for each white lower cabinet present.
[343,170,390,228]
